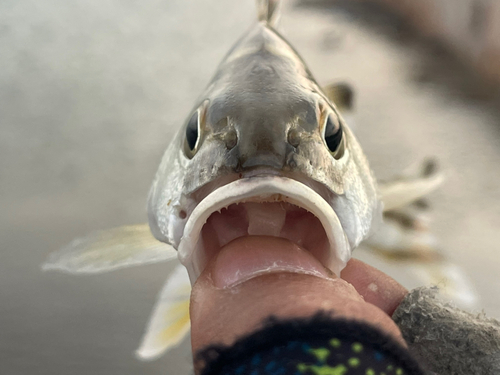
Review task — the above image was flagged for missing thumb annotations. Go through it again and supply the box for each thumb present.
[189,237,405,362]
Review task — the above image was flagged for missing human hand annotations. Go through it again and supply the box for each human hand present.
[190,236,409,373]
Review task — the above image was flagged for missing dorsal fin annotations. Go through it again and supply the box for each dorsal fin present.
[256,0,281,27]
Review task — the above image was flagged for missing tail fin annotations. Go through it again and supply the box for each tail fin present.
[256,0,281,27]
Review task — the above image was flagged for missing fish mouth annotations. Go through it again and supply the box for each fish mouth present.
[178,176,350,284]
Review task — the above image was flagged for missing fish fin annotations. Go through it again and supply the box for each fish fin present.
[42,224,177,274]
[379,158,444,212]
[136,264,191,360]
[364,206,439,260]
[322,82,354,113]
[256,0,281,27]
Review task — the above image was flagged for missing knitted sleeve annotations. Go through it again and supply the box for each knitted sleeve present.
[196,314,425,375]
[393,287,500,375]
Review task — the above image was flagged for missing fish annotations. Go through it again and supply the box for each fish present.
[42,0,466,361]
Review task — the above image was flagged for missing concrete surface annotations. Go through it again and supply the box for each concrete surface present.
[1,0,500,374]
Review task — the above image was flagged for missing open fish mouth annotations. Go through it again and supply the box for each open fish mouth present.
[178,176,350,283]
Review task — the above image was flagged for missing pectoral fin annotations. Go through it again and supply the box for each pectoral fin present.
[42,224,177,274]
[136,264,192,360]
[379,159,444,212]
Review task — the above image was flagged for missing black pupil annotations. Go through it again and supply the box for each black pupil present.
[186,112,199,151]
[324,114,343,153]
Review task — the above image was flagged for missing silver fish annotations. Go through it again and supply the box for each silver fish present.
[42,0,450,360]
[147,3,380,282]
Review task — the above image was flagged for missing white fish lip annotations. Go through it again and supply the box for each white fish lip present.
[178,176,350,284]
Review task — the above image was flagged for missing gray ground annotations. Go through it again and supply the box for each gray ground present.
[1,0,500,374]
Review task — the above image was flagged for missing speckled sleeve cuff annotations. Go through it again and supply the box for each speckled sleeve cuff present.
[393,287,500,375]
[196,313,425,375]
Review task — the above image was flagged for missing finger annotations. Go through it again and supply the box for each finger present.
[190,236,405,363]
[341,258,408,316]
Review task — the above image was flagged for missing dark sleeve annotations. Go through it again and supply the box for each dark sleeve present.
[393,287,500,375]
[196,313,425,375]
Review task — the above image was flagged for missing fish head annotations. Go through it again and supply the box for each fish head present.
[148,22,381,283]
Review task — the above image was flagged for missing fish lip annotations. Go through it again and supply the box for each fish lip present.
[178,176,350,284]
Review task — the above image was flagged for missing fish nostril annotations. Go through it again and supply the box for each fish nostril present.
[224,130,238,150]
[287,128,301,148]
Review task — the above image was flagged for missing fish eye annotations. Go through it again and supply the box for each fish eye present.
[323,112,344,159]
[184,110,201,157]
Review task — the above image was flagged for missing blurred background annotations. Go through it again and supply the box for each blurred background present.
[2,0,500,373]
